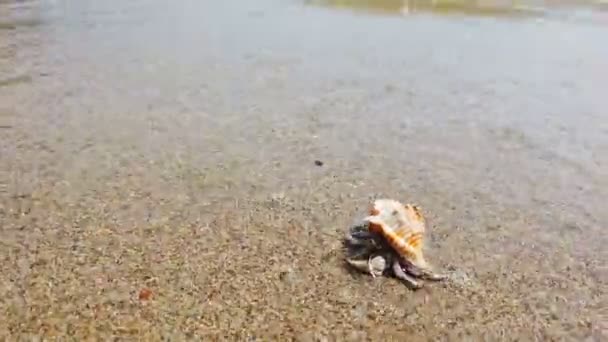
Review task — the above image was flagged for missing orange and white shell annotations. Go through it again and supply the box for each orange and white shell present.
[364,199,429,269]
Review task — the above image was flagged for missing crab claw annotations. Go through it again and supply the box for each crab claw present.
[368,254,387,278]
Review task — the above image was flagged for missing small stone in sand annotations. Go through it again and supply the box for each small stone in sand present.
[138,288,153,301]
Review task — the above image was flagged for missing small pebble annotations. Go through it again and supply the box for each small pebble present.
[138,288,153,301]
[314,160,323,166]
[279,268,296,285]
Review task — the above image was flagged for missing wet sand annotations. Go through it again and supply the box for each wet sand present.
[1,0,607,339]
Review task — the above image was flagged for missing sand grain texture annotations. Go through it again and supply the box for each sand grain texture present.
[1,0,607,340]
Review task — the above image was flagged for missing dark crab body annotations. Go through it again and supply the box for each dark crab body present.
[344,221,446,290]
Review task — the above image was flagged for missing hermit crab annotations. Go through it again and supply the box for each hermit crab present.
[344,199,446,289]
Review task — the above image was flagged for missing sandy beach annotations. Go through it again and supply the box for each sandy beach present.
[1,0,607,339]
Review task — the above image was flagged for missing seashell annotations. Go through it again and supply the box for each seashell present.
[363,199,429,270]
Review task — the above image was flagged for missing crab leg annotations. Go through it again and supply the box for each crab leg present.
[403,262,447,281]
[420,270,448,281]
[344,233,372,247]
[349,229,375,239]
[344,226,377,245]
[392,259,423,290]
[346,258,372,274]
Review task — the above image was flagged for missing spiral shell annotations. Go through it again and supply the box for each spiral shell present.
[364,199,429,269]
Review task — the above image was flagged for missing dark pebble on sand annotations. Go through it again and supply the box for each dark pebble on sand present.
[314,160,323,166]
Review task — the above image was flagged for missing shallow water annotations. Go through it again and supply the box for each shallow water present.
[309,0,547,16]
[310,0,608,16]
[1,0,607,339]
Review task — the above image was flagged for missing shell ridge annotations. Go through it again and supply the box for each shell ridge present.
[364,199,429,268]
